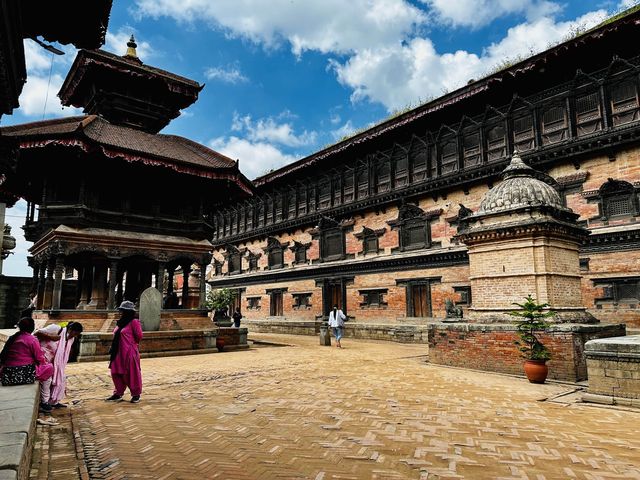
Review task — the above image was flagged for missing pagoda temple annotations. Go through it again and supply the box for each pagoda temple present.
[0,37,252,325]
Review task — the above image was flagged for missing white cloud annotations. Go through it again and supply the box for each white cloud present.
[205,65,248,83]
[424,0,561,28]
[209,136,297,179]
[618,0,639,9]
[18,74,82,117]
[2,200,32,277]
[133,0,426,55]
[231,112,317,147]
[105,28,154,59]
[332,10,608,111]
[331,120,356,140]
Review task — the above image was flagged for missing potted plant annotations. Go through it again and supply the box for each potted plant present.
[205,288,236,328]
[509,295,554,384]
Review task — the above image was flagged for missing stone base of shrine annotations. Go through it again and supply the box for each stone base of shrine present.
[32,309,213,332]
[244,319,430,344]
[427,322,626,382]
[583,335,640,406]
[76,327,248,362]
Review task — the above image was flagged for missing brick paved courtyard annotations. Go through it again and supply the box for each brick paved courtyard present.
[31,334,640,479]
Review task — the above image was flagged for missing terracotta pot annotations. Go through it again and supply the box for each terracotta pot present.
[523,360,549,384]
[216,337,225,352]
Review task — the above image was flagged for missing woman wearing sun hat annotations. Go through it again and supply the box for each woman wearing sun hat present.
[106,300,143,403]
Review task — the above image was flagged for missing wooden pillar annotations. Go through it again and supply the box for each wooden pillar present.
[167,268,174,294]
[36,261,46,309]
[42,259,54,310]
[156,262,165,294]
[77,264,92,309]
[107,260,118,310]
[181,265,191,308]
[88,260,108,309]
[51,256,65,310]
[116,268,124,306]
[198,262,207,309]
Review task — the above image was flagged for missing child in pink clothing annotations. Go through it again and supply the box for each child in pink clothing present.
[106,301,143,403]
[0,317,53,387]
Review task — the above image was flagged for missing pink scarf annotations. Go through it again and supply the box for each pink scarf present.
[50,327,74,404]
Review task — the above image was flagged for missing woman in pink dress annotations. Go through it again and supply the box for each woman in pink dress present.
[106,301,143,403]
[35,321,84,410]
[0,317,53,388]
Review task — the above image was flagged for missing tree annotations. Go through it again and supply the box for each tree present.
[509,295,554,361]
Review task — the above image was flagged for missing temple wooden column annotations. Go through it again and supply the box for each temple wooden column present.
[77,264,92,309]
[42,259,54,309]
[156,262,165,295]
[87,260,107,309]
[51,256,65,310]
[198,262,207,309]
[116,268,124,306]
[107,260,118,309]
[167,268,174,295]
[36,261,46,309]
[181,265,191,307]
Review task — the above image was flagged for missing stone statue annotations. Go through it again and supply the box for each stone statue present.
[445,298,463,319]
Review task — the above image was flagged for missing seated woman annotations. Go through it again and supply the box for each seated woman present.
[35,321,83,410]
[0,317,53,391]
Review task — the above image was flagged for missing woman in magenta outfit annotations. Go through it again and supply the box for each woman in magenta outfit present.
[0,317,53,387]
[106,301,143,403]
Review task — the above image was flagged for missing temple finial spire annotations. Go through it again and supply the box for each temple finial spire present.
[124,35,140,62]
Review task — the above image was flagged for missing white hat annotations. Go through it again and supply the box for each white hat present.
[117,300,136,311]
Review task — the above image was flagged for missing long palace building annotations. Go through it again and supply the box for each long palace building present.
[209,7,640,334]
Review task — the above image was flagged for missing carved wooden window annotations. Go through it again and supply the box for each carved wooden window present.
[247,297,261,310]
[428,144,438,177]
[214,261,222,276]
[606,195,635,217]
[575,91,603,137]
[245,205,253,231]
[248,254,259,272]
[292,293,312,309]
[610,80,640,126]
[286,191,296,219]
[513,112,535,152]
[308,185,317,213]
[363,234,378,254]
[228,250,242,274]
[376,159,391,193]
[318,180,331,210]
[343,170,354,203]
[357,167,369,199]
[440,139,458,174]
[229,211,237,235]
[256,202,265,228]
[265,197,274,225]
[269,290,284,316]
[595,277,640,304]
[297,186,307,216]
[599,179,638,219]
[463,130,481,168]
[541,105,568,145]
[275,194,283,222]
[268,249,283,269]
[359,289,388,308]
[392,146,408,188]
[321,227,345,261]
[333,175,342,206]
[486,123,506,162]
[402,218,429,249]
[410,140,427,182]
[294,245,307,264]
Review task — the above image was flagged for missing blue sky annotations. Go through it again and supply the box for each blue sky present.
[1,0,637,276]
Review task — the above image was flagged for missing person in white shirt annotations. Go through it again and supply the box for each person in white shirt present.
[327,304,346,348]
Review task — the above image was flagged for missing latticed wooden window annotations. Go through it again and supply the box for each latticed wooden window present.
[275,194,283,222]
[292,293,312,309]
[245,205,253,231]
[359,289,387,307]
[287,191,296,219]
[541,105,568,145]
[376,160,391,193]
[322,228,344,260]
[333,176,342,206]
[575,91,602,137]
[357,168,369,199]
[428,144,438,177]
[463,130,481,168]
[343,171,354,203]
[297,187,307,216]
[393,147,408,187]
[513,112,535,152]
[247,297,261,310]
[256,202,264,227]
[610,80,639,126]
[410,141,427,182]
[596,278,640,304]
[318,181,331,209]
[440,139,458,174]
[486,124,506,162]
[606,195,634,217]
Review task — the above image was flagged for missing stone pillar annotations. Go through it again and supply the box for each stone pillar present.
[116,268,124,306]
[36,262,46,309]
[181,265,191,308]
[107,260,118,310]
[42,259,54,310]
[77,265,92,309]
[87,260,108,309]
[51,256,65,310]
[198,262,207,309]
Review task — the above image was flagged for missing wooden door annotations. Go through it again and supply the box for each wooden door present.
[270,291,283,316]
[410,284,430,317]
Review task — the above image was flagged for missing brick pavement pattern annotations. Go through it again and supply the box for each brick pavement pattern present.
[40,334,640,479]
